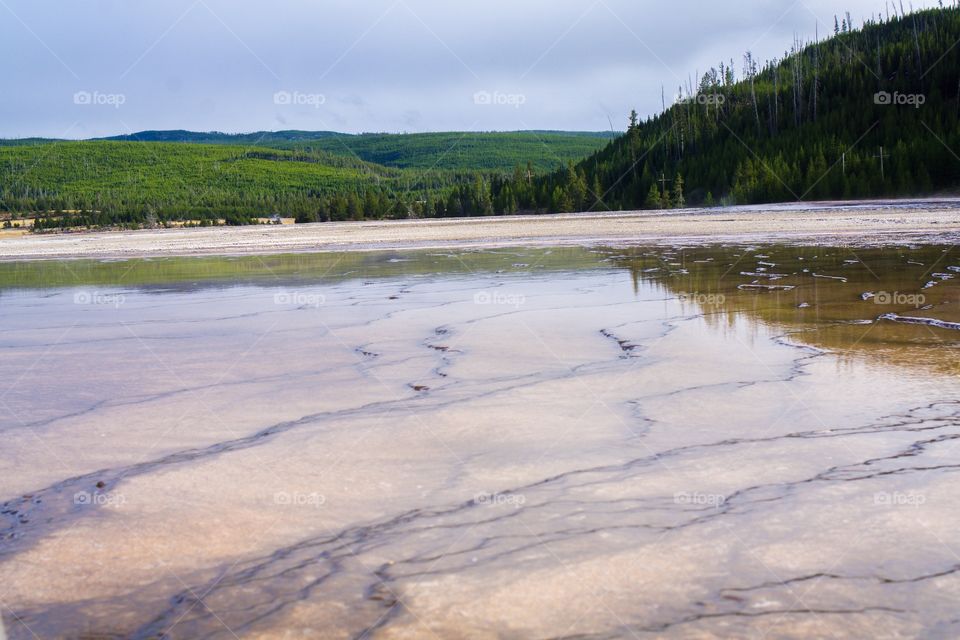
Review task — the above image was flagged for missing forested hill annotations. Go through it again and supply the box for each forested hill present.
[0,130,612,228]
[515,5,960,213]
[97,130,342,144]
[97,130,614,171]
[4,7,959,230]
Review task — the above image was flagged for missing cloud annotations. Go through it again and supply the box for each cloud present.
[0,0,941,137]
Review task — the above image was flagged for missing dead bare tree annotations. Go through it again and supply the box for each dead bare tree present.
[912,7,924,77]
[743,51,762,134]
[790,35,804,127]
[813,25,820,122]
[772,61,780,133]
[877,33,883,78]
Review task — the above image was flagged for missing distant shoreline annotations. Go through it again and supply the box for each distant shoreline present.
[2,200,959,262]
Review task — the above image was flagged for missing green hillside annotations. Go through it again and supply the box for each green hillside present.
[97,130,613,171]
[505,5,960,213]
[283,131,614,170]
[0,130,612,228]
[98,130,342,144]
[0,142,415,225]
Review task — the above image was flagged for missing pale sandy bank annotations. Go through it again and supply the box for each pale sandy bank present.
[2,200,959,261]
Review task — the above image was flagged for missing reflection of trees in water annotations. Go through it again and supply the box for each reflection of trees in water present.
[0,248,605,292]
[612,245,959,374]
[2,243,955,372]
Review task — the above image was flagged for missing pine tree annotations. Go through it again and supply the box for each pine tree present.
[644,183,661,209]
[672,173,685,208]
[566,164,588,211]
[551,186,574,212]
[446,191,462,217]
[660,188,672,210]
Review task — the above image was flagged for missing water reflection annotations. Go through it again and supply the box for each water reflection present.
[0,245,958,639]
[611,245,959,374]
[3,244,954,366]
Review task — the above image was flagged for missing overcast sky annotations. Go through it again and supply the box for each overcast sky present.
[0,0,939,138]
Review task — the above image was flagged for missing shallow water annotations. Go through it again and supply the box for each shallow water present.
[1,244,958,639]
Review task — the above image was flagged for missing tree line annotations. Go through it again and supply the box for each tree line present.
[10,5,960,231]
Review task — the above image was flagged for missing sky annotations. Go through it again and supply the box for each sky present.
[0,0,941,138]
